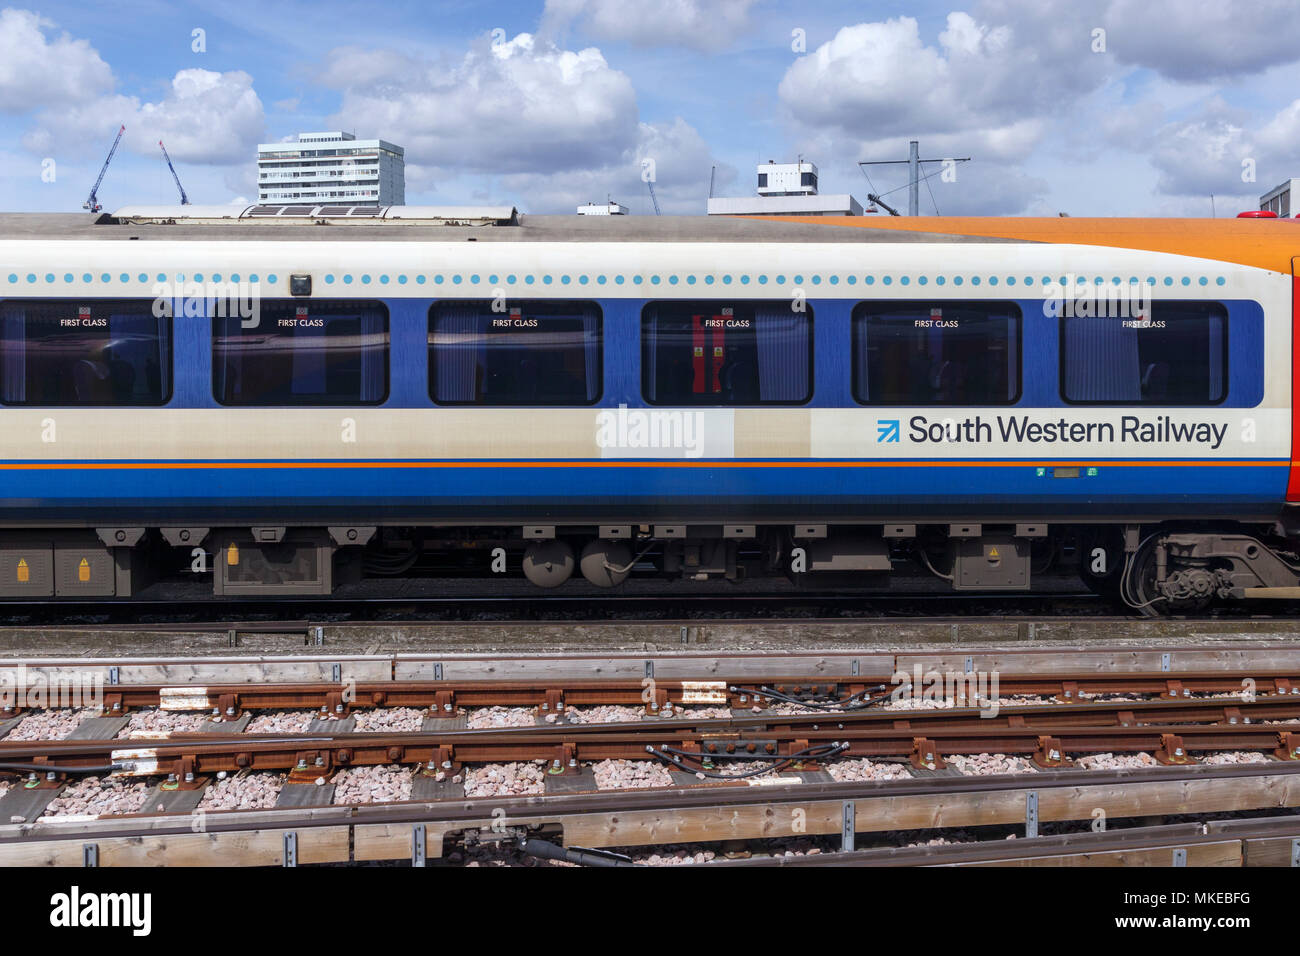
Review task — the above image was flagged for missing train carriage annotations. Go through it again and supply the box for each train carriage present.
[0,204,1296,612]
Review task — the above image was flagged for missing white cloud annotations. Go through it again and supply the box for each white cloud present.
[0,8,113,113]
[320,31,731,213]
[24,69,265,165]
[326,33,639,175]
[778,13,1107,144]
[773,12,1096,215]
[135,70,265,164]
[1102,0,1300,81]
[540,0,756,50]
[1146,96,1300,200]
[497,116,735,213]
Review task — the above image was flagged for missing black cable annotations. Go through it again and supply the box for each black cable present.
[518,837,639,867]
[729,684,886,711]
[874,162,952,199]
[924,173,941,216]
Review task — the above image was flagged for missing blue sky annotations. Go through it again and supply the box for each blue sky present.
[1,0,1298,216]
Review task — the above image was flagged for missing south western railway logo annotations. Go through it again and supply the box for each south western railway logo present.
[877,414,1230,450]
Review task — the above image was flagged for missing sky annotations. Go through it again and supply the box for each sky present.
[0,0,1297,217]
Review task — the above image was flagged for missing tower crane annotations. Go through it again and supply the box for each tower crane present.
[159,140,190,205]
[645,178,661,215]
[83,124,125,213]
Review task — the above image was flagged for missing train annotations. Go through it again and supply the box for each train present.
[0,202,1297,612]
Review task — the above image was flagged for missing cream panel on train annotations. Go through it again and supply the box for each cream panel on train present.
[0,409,607,461]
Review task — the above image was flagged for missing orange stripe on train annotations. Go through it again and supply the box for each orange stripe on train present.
[749,216,1300,275]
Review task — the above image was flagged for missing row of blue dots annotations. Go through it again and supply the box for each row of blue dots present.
[7,272,278,284]
[6,272,1229,288]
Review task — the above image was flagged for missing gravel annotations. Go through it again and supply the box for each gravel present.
[879,697,958,711]
[352,708,425,732]
[678,706,733,720]
[197,772,285,810]
[467,707,537,729]
[6,709,95,741]
[591,759,675,790]
[826,758,911,782]
[116,710,206,738]
[998,695,1056,707]
[763,701,821,715]
[563,705,645,724]
[1075,752,1160,770]
[638,847,721,865]
[463,761,547,797]
[41,776,151,818]
[331,764,414,804]
[245,711,316,733]
[1199,751,1270,765]
[945,753,1039,775]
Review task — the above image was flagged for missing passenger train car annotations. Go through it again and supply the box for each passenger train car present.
[0,204,1298,612]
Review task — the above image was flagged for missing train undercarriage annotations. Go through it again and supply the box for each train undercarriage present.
[3,519,1300,615]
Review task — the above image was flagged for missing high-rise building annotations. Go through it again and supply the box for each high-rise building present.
[257,131,405,206]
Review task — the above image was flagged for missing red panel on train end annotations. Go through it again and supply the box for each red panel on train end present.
[1290,272,1300,500]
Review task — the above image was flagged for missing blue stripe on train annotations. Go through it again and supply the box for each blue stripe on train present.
[0,462,1286,518]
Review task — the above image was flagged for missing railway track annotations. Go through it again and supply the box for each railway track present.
[3,669,1294,722]
[4,633,1300,867]
[3,760,1299,867]
[4,696,1299,782]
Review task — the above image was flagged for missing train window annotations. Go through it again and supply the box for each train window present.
[852,301,1021,405]
[0,300,171,406]
[428,300,602,405]
[641,301,812,405]
[213,300,389,405]
[1060,302,1227,404]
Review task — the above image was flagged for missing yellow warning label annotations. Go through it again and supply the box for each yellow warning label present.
[16,558,28,583]
[78,558,90,582]
[713,346,724,357]
[988,547,1000,558]
[226,542,239,566]
[693,346,703,357]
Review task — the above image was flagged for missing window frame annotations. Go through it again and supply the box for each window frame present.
[639,299,815,407]
[0,298,175,407]
[1057,300,1230,407]
[211,298,391,407]
[427,299,604,407]
[850,299,1023,407]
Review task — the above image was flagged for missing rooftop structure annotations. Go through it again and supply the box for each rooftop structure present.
[1260,179,1300,218]
[708,159,864,216]
[577,201,629,215]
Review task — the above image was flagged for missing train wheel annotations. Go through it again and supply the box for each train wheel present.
[522,540,575,588]
[580,540,632,587]
[1122,537,1212,616]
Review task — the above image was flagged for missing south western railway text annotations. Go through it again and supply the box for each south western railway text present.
[908,415,1229,450]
